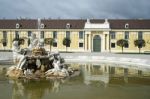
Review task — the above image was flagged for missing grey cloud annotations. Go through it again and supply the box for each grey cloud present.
[0,0,150,19]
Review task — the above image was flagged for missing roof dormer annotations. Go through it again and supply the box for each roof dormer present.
[40,23,45,29]
[125,23,129,29]
[16,23,20,29]
[66,23,71,29]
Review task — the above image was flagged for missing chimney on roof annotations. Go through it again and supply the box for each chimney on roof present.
[138,18,143,20]
[20,16,23,19]
[17,17,19,20]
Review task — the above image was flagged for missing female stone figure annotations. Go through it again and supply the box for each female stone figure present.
[12,40,26,69]
[28,33,39,50]
[12,33,40,69]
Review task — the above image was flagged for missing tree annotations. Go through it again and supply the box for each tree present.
[28,38,30,46]
[44,38,54,52]
[117,39,128,53]
[134,39,146,53]
[147,40,150,44]
[147,40,150,50]
[13,38,25,46]
[63,37,71,52]
[0,39,7,50]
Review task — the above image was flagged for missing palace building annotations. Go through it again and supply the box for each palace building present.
[0,19,150,53]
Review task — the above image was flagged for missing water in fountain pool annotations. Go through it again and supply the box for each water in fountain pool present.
[0,63,150,99]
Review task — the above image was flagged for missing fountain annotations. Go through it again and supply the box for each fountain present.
[6,19,79,79]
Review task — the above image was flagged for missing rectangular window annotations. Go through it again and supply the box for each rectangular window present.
[40,31,44,38]
[2,31,7,46]
[111,43,115,48]
[125,31,129,39]
[66,31,70,39]
[3,31,7,39]
[66,40,70,47]
[110,31,116,39]
[53,31,57,39]
[138,31,143,40]
[27,31,32,46]
[28,31,32,37]
[53,42,57,47]
[125,43,129,48]
[15,31,19,39]
[79,42,83,47]
[79,31,84,39]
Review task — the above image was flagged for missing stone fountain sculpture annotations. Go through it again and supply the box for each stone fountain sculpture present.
[6,33,73,79]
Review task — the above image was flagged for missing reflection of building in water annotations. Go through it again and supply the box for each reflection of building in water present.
[81,64,150,86]
[0,66,7,80]
[10,79,64,99]
[82,64,109,86]
[109,66,150,84]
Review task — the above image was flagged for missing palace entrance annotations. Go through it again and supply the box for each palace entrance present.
[93,35,101,52]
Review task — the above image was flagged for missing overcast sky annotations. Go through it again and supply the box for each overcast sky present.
[0,0,150,19]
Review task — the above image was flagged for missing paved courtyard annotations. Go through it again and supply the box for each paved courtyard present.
[0,52,149,60]
[60,52,150,59]
[0,51,150,66]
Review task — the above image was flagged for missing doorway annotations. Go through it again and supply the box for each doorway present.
[93,35,101,52]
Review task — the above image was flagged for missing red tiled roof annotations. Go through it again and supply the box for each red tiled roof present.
[89,19,150,29]
[0,19,150,29]
[0,19,37,29]
[109,19,150,29]
[41,19,86,29]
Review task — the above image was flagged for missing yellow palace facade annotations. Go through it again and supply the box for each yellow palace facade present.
[0,19,150,53]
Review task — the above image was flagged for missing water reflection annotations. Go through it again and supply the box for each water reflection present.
[9,78,66,99]
[82,64,109,87]
[0,63,150,99]
[81,63,150,86]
